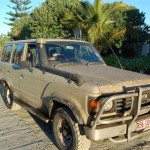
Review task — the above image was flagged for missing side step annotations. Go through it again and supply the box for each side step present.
[15,99,49,123]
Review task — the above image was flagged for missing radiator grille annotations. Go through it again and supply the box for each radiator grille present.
[116,98,132,113]
[116,93,150,113]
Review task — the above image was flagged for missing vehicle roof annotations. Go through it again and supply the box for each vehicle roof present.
[5,39,89,44]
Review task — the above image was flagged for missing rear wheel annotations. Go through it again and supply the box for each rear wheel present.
[53,107,91,150]
[3,83,21,110]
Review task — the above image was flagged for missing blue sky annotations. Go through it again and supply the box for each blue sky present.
[0,0,150,35]
[0,0,43,34]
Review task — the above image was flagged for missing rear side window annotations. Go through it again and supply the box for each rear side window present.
[13,44,25,64]
[1,45,13,62]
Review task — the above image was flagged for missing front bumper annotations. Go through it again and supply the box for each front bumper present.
[84,86,150,142]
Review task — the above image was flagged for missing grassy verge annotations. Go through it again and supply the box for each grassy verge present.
[103,55,150,74]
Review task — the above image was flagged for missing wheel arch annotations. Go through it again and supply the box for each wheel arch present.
[0,78,12,88]
[43,97,86,125]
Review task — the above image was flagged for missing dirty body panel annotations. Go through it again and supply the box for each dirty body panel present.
[0,38,150,144]
[47,62,150,142]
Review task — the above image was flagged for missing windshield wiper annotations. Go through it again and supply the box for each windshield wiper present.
[54,62,76,68]
[86,62,102,66]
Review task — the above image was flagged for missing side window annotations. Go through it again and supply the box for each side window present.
[13,44,25,64]
[26,44,38,67]
[1,45,13,62]
[1,46,7,61]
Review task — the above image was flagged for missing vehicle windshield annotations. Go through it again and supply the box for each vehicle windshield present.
[45,41,104,65]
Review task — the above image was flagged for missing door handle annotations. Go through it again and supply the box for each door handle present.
[20,75,24,79]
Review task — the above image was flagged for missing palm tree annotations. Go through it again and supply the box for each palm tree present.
[64,0,129,50]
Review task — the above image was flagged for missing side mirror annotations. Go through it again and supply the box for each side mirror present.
[20,61,33,72]
[20,61,30,68]
[20,61,32,71]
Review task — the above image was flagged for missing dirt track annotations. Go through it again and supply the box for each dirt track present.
[0,94,150,150]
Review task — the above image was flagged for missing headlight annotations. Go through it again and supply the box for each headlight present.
[104,101,113,112]
[88,97,114,113]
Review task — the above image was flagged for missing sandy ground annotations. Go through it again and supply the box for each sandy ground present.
[0,95,150,150]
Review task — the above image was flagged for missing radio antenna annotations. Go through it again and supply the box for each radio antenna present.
[103,37,123,69]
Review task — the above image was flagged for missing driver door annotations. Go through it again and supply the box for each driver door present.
[19,44,42,108]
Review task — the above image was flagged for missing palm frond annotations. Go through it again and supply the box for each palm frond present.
[108,28,126,43]
[94,0,103,16]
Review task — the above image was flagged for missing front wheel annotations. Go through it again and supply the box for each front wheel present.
[53,107,91,150]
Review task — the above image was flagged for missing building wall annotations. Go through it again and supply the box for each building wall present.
[141,42,150,56]
[136,40,150,57]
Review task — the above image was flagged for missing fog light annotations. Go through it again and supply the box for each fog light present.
[89,100,100,110]
[104,101,113,112]
[89,99,100,112]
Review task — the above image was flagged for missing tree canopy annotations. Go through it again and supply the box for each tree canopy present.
[9,15,31,40]
[63,0,129,49]
[0,34,10,54]
[5,0,149,55]
[5,0,32,26]
[29,0,81,38]
[124,8,149,43]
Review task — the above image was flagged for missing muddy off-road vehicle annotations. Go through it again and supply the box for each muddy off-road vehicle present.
[0,38,150,150]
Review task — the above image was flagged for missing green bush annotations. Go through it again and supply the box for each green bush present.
[103,55,150,74]
[0,34,10,54]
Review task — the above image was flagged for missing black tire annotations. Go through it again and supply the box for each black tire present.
[4,84,13,109]
[53,107,91,150]
[3,83,21,110]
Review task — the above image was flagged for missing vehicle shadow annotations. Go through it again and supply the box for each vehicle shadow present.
[0,84,8,106]
[0,84,58,149]
[28,112,57,146]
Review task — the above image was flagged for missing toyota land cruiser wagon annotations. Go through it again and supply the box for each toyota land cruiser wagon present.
[0,38,150,150]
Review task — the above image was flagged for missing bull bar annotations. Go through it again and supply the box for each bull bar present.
[84,86,150,142]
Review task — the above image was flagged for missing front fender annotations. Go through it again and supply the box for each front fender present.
[51,98,84,124]
[41,83,88,125]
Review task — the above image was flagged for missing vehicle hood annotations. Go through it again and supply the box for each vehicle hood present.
[58,64,150,94]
